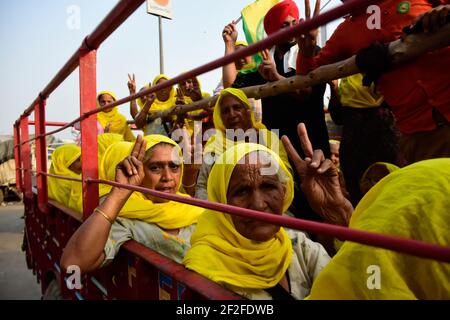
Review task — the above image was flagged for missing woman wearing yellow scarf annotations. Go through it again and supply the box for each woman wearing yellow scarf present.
[61,135,204,274]
[183,143,330,300]
[307,158,450,299]
[47,144,81,206]
[195,88,292,200]
[134,74,177,136]
[97,91,135,142]
[67,133,124,213]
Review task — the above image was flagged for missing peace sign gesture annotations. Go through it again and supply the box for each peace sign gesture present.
[297,0,321,57]
[258,49,282,81]
[189,77,203,101]
[281,123,352,226]
[176,87,185,105]
[127,73,136,94]
[115,135,147,191]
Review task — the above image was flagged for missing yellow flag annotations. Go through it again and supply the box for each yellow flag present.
[241,0,279,66]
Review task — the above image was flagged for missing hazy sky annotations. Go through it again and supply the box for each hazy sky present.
[0,0,342,140]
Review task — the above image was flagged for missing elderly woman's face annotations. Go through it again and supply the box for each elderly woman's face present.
[227,155,286,242]
[155,78,172,101]
[220,94,253,131]
[142,144,181,203]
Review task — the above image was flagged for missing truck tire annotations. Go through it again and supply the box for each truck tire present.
[0,188,4,204]
[42,279,63,300]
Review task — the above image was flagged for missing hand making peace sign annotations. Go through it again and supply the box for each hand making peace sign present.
[127,73,137,94]
[297,0,321,57]
[115,135,147,189]
[282,123,352,225]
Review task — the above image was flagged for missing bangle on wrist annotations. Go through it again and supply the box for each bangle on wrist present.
[182,181,196,188]
[94,207,114,224]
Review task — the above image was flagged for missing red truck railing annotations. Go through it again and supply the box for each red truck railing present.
[13,0,450,300]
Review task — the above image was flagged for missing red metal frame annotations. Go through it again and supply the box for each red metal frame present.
[13,123,22,192]
[35,100,48,213]
[79,49,99,218]
[17,0,449,300]
[28,121,68,127]
[20,117,32,201]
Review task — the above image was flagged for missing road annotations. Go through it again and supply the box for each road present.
[0,203,42,299]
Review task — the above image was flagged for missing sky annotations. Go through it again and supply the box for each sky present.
[0,0,343,141]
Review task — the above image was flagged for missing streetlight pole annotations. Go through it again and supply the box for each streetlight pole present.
[158,15,164,74]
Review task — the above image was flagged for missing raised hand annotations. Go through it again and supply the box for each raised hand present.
[257,49,282,81]
[281,123,352,226]
[176,87,185,105]
[222,21,238,44]
[297,0,321,57]
[189,77,203,101]
[115,135,147,190]
[127,73,136,94]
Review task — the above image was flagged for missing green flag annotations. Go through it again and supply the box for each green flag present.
[241,0,280,68]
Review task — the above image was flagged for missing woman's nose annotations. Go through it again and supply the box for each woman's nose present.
[249,190,268,211]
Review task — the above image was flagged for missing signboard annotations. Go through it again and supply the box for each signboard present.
[147,0,173,19]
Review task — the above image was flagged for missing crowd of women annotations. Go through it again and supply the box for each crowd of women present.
[46,0,450,299]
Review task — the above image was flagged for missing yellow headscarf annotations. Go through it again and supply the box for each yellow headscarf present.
[48,144,81,206]
[308,158,450,299]
[207,88,292,174]
[96,91,135,142]
[137,75,176,112]
[212,88,264,132]
[339,73,384,109]
[183,143,294,291]
[67,133,124,213]
[97,134,203,229]
[97,133,125,160]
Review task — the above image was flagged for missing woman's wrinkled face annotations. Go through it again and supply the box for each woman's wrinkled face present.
[227,155,286,242]
[142,144,181,203]
[68,157,82,175]
[220,94,253,131]
[155,78,172,101]
[98,94,115,113]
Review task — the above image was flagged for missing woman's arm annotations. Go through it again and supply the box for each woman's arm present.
[60,187,132,273]
[60,136,147,273]
[222,22,239,88]
[134,94,156,130]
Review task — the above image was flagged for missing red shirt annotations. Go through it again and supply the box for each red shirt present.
[298,0,450,134]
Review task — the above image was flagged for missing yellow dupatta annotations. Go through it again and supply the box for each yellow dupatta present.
[48,144,81,206]
[137,75,177,112]
[183,143,294,291]
[339,73,384,109]
[67,133,124,213]
[206,88,292,173]
[96,91,135,142]
[98,134,203,229]
[308,158,450,299]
